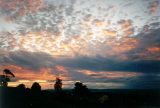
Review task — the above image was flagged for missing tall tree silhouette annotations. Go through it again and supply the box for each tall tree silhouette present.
[0,69,15,87]
[54,77,62,92]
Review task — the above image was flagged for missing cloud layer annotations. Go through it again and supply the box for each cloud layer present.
[0,50,159,88]
[0,0,160,89]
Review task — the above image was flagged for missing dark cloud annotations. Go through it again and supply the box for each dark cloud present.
[0,50,159,89]
[0,51,160,74]
[1,50,159,74]
[56,56,160,74]
[138,27,160,47]
[127,74,160,89]
[127,25,160,60]
[0,50,55,70]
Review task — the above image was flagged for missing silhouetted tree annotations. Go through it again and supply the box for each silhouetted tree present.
[0,75,10,87]
[31,82,41,94]
[0,69,15,87]
[3,69,15,77]
[17,84,26,91]
[73,82,89,96]
[54,77,62,92]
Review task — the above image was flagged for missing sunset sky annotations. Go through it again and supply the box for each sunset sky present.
[0,0,160,89]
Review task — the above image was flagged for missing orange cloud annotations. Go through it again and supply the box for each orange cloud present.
[0,65,70,81]
[13,31,74,56]
[147,47,160,53]
[118,20,134,37]
[104,37,138,59]
[131,46,160,60]
[103,29,117,37]
[54,65,69,77]
[135,46,160,60]
[114,38,137,52]
[94,20,109,27]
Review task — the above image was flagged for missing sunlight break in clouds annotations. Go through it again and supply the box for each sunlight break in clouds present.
[0,65,70,81]
[78,70,142,79]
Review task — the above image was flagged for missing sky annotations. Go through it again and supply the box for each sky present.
[0,0,160,89]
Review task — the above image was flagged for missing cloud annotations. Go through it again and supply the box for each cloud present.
[0,23,160,75]
[0,50,159,75]
[78,70,142,80]
[0,65,70,81]
[127,74,160,89]
[0,0,44,21]
[0,50,70,80]
[2,51,55,70]
[103,29,117,37]
[93,19,108,27]
[0,50,159,90]
[118,19,134,37]
[127,26,160,60]
[0,65,56,80]
[138,27,160,47]
[0,0,159,89]
[55,56,160,74]
[148,1,159,15]
[1,0,159,59]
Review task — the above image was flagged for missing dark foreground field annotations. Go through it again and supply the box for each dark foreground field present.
[0,87,160,108]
